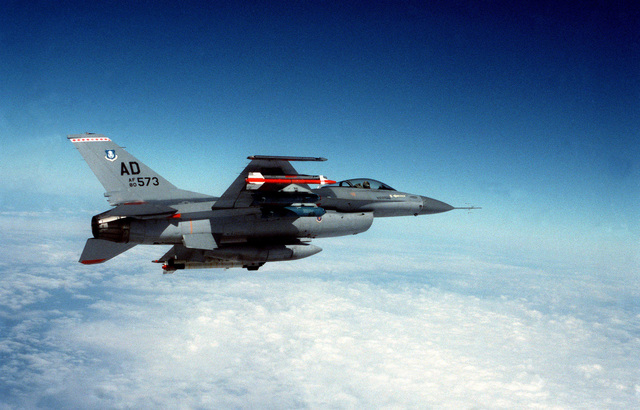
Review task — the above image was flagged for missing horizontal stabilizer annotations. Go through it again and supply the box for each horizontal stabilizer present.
[79,238,136,264]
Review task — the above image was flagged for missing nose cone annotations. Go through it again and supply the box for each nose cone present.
[420,196,454,214]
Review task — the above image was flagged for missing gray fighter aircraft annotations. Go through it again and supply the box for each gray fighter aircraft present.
[69,133,474,272]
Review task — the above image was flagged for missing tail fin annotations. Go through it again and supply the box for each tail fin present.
[69,133,210,204]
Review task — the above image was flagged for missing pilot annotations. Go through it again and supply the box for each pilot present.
[363,180,370,189]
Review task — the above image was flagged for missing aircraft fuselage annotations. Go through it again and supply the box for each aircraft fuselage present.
[69,133,468,272]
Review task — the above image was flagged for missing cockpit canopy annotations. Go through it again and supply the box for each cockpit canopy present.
[325,179,396,191]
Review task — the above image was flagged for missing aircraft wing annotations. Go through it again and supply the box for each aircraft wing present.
[213,155,329,209]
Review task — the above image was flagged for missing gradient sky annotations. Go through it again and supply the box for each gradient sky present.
[2,1,638,263]
[1,1,639,407]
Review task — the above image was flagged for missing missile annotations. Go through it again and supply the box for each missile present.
[246,172,336,190]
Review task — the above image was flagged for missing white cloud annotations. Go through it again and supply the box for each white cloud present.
[0,214,638,408]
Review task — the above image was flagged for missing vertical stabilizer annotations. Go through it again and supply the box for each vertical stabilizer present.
[68,133,210,204]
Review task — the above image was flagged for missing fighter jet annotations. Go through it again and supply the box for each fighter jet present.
[69,133,475,272]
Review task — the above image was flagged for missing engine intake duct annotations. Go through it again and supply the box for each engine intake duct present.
[91,214,131,243]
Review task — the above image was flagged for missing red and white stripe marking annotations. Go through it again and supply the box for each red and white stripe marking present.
[69,137,111,142]
[246,172,335,189]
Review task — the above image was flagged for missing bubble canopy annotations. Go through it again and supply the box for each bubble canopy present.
[323,179,396,191]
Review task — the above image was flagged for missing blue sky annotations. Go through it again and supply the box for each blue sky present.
[1,1,638,260]
[1,1,639,407]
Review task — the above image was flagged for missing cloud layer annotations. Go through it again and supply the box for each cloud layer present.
[0,212,638,408]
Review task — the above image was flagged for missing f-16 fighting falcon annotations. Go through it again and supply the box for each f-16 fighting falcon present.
[69,133,476,272]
